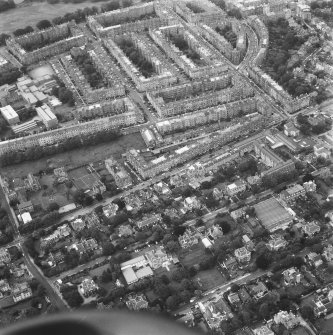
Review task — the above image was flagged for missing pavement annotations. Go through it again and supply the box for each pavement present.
[21,243,69,310]
[50,256,107,282]
[0,177,69,311]
[184,207,229,227]
[175,270,270,315]
[298,315,317,335]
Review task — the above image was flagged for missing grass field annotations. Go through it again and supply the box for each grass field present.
[291,326,311,335]
[30,174,75,209]
[194,268,226,291]
[315,317,333,333]
[0,1,100,33]
[179,243,207,268]
[0,133,146,179]
[0,0,144,33]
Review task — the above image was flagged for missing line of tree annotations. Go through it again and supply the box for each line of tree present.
[51,84,75,106]
[216,25,237,48]
[13,26,34,37]
[209,0,226,10]
[169,33,203,66]
[72,51,105,89]
[23,27,69,52]
[19,211,60,235]
[0,0,15,13]
[0,205,14,245]
[0,114,8,137]
[118,38,155,78]
[0,65,21,87]
[52,6,100,25]
[0,128,121,167]
[297,113,332,136]
[262,18,315,98]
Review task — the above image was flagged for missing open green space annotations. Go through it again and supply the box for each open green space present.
[193,268,226,291]
[0,132,146,178]
[178,242,207,268]
[0,1,100,33]
[316,317,333,333]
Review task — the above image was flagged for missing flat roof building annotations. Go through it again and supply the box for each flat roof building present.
[36,104,58,129]
[254,197,293,232]
[0,105,19,125]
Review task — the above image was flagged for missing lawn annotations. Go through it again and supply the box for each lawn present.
[1,133,146,179]
[0,1,101,33]
[29,174,75,210]
[291,326,311,335]
[89,263,110,278]
[179,243,208,268]
[194,268,227,291]
[319,266,333,284]
[315,317,333,333]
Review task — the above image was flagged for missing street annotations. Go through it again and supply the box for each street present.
[49,256,107,282]
[0,177,69,310]
[175,270,270,316]
[21,243,69,310]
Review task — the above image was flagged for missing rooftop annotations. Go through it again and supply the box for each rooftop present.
[254,198,293,232]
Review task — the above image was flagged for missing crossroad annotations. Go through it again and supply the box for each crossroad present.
[0,177,69,310]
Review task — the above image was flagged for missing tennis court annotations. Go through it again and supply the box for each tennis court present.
[68,166,100,191]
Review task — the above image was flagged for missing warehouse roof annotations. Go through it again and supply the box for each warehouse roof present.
[254,198,293,232]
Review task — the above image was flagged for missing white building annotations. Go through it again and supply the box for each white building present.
[234,247,251,263]
[0,105,19,125]
[12,282,32,303]
[36,104,58,129]
[226,180,246,196]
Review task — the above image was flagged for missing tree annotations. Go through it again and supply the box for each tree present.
[258,302,270,319]
[173,225,186,237]
[311,243,324,254]
[165,240,180,253]
[102,0,120,12]
[327,263,333,274]
[199,255,216,270]
[171,268,188,282]
[101,270,113,283]
[291,256,304,269]
[47,202,59,212]
[36,284,46,297]
[230,283,240,293]
[154,283,171,299]
[256,254,271,270]
[122,0,132,7]
[95,193,103,201]
[210,0,226,10]
[160,274,170,285]
[61,286,83,307]
[216,220,231,234]
[0,33,10,46]
[227,8,242,19]
[262,175,278,188]
[36,20,52,30]
[166,295,180,310]
[102,242,115,256]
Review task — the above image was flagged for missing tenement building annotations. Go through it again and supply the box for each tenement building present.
[6,22,86,65]
[87,2,177,38]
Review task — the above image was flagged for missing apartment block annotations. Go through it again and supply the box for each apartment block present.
[87,2,175,38]
[149,24,228,79]
[6,22,86,65]
[126,113,270,179]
